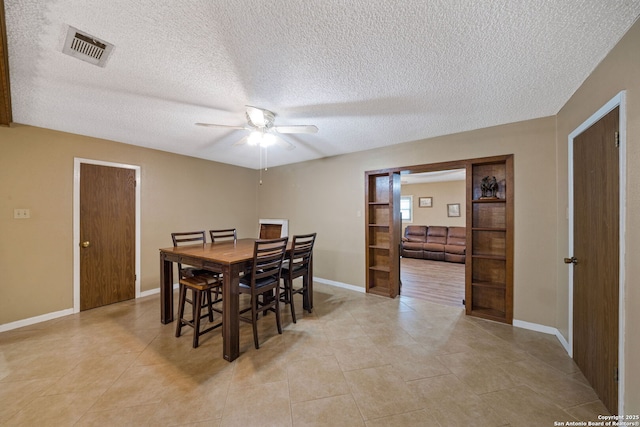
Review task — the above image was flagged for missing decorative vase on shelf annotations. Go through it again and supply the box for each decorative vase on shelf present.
[480,176,499,199]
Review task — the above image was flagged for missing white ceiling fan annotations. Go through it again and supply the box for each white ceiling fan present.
[196,105,318,150]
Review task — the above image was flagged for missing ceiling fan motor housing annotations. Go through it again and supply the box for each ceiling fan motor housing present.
[246,108,275,129]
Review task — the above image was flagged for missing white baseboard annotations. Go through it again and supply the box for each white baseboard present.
[0,308,74,333]
[1,280,571,359]
[139,283,179,298]
[513,319,571,354]
[314,277,365,293]
[0,284,181,333]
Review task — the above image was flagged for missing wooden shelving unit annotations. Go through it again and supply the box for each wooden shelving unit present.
[365,172,401,298]
[466,156,513,324]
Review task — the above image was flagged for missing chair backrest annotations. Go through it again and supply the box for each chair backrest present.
[171,231,206,246]
[171,231,206,278]
[259,223,282,239]
[209,228,237,243]
[249,237,289,288]
[288,233,316,273]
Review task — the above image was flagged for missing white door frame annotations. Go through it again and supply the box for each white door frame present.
[567,91,626,414]
[73,158,141,312]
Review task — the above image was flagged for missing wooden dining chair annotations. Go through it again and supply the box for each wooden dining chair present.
[209,228,237,243]
[280,233,316,323]
[171,231,222,347]
[175,274,223,348]
[238,237,289,349]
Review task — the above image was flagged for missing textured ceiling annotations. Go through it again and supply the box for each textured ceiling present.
[5,1,640,169]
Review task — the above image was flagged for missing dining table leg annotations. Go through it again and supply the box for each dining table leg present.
[160,254,174,324]
[222,263,242,362]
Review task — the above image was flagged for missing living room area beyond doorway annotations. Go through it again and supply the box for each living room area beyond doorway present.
[400,169,466,307]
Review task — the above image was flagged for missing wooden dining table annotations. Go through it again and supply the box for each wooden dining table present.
[159,238,312,362]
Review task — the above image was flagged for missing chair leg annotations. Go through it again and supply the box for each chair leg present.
[275,291,282,334]
[205,290,214,322]
[251,295,260,349]
[176,284,187,338]
[303,275,312,313]
[192,289,203,348]
[288,279,297,324]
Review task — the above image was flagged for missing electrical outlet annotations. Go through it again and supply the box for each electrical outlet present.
[14,208,31,219]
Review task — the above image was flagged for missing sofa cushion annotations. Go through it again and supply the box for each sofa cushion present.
[444,244,465,255]
[446,226,466,246]
[404,225,427,242]
[423,243,445,252]
[426,226,447,245]
[403,241,424,251]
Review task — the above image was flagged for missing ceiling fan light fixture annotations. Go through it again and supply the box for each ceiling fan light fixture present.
[261,133,276,147]
[247,131,262,146]
[247,130,276,147]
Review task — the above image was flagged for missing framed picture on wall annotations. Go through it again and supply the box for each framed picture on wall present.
[447,203,461,217]
[419,197,433,208]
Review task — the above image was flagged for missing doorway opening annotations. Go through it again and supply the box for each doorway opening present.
[366,154,514,324]
[400,169,466,307]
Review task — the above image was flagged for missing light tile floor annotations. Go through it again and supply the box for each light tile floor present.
[0,283,609,426]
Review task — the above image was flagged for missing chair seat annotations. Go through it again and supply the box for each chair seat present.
[240,274,279,289]
[180,275,220,291]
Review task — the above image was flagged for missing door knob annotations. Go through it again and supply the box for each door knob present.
[564,257,577,265]
[81,241,91,248]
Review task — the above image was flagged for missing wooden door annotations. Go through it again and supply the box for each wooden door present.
[80,163,136,310]
[572,107,619,413]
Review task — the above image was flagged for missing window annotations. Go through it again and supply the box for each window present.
[401,195,413,222]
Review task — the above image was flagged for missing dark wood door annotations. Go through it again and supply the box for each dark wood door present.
[572,107,619,413]
[80,163,136,310]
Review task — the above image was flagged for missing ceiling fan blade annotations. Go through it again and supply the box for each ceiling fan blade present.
[274,136,296,151]
[232,135,249,146]
[245,106,268,127]
[195,123,247,130]
[274,125,318,134]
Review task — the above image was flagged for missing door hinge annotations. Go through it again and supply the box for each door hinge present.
[615,132,620,148]
[614,367,619,383]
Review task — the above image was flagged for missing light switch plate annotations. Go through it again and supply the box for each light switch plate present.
[14,208,30,219]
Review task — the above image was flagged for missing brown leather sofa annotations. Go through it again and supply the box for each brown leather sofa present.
[401,225,466,263]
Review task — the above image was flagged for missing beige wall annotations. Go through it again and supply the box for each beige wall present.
[0,125,258,325]
[2,17,638,413]
[258,116,558,327]
[555,19,640,414]
[401,180,466,231]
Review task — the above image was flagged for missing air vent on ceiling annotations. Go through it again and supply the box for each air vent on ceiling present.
[62,26,114,67]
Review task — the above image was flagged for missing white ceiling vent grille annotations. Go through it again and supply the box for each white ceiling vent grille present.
[62,26,114,67]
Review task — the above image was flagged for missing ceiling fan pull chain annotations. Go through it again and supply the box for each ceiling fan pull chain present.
[259,146,263,185]
[264,146,268,171]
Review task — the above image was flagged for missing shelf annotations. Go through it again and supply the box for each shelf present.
[368,202,389,206]
[369,245,390,250]
[472,198,506,204]
[471,254,506,261]
[472,281,506,290]
[369,265,390,272]
[368,224,389,227]
[467,155,513,324]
